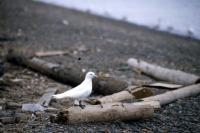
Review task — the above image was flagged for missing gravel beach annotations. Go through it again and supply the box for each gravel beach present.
[0,0,200,132]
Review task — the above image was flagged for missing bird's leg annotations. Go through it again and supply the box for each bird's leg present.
[74,100,85,109]
[121,103,125,108]
[99,103,103,108]
[79,100,86,109]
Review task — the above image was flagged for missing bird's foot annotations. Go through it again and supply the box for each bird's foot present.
[79,104,86,109]
[79,100,86,109]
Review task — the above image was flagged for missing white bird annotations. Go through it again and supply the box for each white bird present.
[52,72,97,100]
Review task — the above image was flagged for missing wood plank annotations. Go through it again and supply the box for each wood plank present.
[38,87,58,107]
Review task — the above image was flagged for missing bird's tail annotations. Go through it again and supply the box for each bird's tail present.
[52,93,69,99]
[52,94,62,99]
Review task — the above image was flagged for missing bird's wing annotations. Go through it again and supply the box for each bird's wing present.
[52,79,92,99]
[52,85,90,99]
[52,87,87,99]
[65,88,89,99]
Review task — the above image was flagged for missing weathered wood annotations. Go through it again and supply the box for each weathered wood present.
[7,49,128,95]
[143,82,183,90]
[127,58,200,85]
[143,84,200,105]
[86,86,153,105]
[35,50,70,57]
[51,102,154,124]
[132,101,160,109]
[38,87,57,107]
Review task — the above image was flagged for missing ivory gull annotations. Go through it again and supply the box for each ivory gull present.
[52,72,97,107]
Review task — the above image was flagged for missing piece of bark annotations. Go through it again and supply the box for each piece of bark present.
[51,102,154,124]
[143,82,183,90]
[143,84,200,105]
[6,49,128,95]
[127,58,200,85]
[86,86,153,105]
[35,50,70,57]
[38,87,57,107]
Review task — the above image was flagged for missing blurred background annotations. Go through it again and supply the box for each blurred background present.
[36,0,200,40]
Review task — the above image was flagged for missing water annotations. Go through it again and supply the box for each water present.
[35,0,200,40]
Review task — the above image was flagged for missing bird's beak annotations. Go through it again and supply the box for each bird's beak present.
[94,74,97,78]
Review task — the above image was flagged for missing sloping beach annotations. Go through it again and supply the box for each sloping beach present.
[0,0,200,132]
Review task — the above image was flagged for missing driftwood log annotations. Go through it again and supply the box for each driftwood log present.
[143,84,200,105]
[143,82,183,90]
[35,50,70,57]
[127,58,200,85]
[6,49,128,95]
[51,102,155,124]
[86,86,153,105]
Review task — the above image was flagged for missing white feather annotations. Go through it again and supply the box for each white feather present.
[52,72,96,99]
